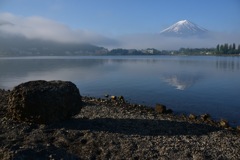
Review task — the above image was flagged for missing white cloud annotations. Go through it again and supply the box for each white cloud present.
[0,12,116,46]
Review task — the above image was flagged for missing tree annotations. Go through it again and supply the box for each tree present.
[228,44,233,54]
[231,43,236,54]
[220,44,224,54]
[223,43,228,54]
[215,43,239,54]
[233,43,236,50]
[216,44,220,54]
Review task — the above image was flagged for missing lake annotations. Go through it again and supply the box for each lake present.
[0,55,240,125]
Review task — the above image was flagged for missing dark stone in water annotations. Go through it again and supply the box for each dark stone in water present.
[166,109,173,114]
[118,96,125,102]
[118,95,124,99]
[104,94,109,98]
[219,119,229,128]
[200,114,211,121]
[8,80,82,124]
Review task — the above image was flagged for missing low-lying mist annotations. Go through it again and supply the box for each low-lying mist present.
[0,12,239,51]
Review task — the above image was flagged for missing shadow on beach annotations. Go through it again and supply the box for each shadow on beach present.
[49,117,221,136]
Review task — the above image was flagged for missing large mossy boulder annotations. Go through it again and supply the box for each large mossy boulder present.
[8,80,82,124]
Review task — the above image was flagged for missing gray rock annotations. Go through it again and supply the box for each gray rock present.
[8,80,82,124]
[111,96,117,100]
[189,114,197,120]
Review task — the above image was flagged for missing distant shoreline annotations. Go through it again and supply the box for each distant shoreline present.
[0,54,240,58]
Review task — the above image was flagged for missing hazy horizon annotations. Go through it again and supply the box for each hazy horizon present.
[0,1,240,51]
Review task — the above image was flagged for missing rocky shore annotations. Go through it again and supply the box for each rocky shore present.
[1,87,240,159]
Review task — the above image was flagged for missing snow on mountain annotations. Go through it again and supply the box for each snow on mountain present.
[160,20,208,37]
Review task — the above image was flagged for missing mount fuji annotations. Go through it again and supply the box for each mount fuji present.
[160,20,208,37]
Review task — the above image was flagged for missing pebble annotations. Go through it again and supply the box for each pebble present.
[237,126,240,132]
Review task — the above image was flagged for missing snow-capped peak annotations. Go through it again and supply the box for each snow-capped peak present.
[177,20,188,25]
[160,20,208,37]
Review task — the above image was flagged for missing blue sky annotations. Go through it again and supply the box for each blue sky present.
[0,0,240,49]
[1,0,240,34]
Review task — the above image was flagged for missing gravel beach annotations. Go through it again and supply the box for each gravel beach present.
[1,89,240,159]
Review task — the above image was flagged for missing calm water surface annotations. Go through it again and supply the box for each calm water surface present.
[0,56,240,125]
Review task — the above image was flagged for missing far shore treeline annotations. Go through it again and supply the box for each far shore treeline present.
[0,41,240,56]
[174,43,240,55]
[109,43,240,56]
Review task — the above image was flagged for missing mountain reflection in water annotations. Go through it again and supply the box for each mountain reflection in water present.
[163,74,202,90]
